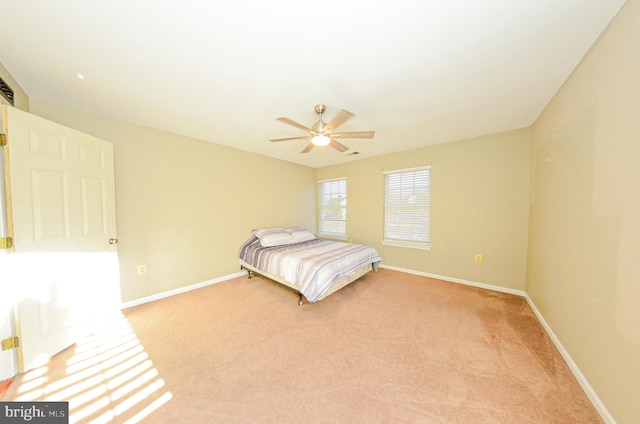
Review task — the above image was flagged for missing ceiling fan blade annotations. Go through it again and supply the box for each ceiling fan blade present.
[330,131,375,139]
[301,143,315,153]
[325,109,355,132]
[270,136,312,142]
[330,139,349,153]
[276,117,315,134]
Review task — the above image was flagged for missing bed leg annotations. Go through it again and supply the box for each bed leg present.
[298,293,303,306]
[241,266,252,279]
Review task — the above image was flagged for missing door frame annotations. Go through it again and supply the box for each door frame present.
[0,105,19,381]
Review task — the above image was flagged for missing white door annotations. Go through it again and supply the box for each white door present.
[1,105,120,374]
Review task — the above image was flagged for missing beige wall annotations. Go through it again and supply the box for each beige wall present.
[528,0,640,422]
[317,128,531,291]
[29,99,316,302]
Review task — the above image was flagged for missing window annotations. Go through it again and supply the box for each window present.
[383,166,431,249]
[318,178,347,239]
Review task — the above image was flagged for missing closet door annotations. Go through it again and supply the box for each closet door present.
[2,105,120,373]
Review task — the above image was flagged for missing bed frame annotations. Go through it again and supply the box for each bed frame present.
[240,260,375,306]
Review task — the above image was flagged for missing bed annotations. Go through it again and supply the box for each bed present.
[239,228,382,305]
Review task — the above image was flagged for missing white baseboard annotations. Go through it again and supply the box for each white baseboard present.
[524,295,616,424]
[120,270,246,309]
[379,264,527,296]
[379,264,615,424]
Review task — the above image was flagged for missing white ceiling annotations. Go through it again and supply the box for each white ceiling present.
[0,0,627,168]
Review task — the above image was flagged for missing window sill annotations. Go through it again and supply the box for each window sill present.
[381,240,431,250]
[318,234,348,241]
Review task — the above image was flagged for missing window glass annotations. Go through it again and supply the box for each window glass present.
[318,178,347,238]
[383,167,431,249]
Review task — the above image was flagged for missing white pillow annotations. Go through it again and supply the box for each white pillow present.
[252,228,296,247]
[288,227,316,242]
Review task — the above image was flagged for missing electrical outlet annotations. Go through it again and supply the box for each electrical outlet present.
[137,264,147,275]
[474,254,483,263]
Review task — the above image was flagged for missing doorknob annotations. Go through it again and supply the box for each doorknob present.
[109,238,119,245]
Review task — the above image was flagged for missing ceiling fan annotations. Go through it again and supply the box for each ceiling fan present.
[270,104,375,153]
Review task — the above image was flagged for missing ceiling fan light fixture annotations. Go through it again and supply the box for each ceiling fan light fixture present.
[312,134,330,146]
[270,104,374,154]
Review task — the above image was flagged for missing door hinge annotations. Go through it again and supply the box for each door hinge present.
[0,237,13,249]
[0,133,6,146]
[1,336,19,351]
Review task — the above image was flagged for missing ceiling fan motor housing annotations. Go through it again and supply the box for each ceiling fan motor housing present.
[312,119,327,133]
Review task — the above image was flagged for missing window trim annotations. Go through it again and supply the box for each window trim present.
[318,177,347,240]
[382,165,431,250]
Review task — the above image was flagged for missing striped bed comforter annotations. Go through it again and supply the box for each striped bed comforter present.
[239,236,382,302]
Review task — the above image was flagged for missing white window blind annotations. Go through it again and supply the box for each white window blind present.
[318,178,347,238]
[383,166,431,249]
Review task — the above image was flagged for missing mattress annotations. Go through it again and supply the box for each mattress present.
[239,235,381,302]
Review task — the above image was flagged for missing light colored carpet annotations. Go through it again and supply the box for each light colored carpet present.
[1,268,602,423]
